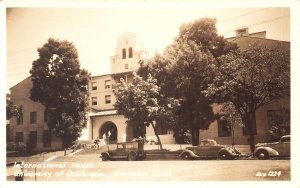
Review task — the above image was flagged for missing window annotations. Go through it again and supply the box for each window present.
[125,64,128,69]
[267,109,290,134]
[43,130,52,148]
[92,97,97,105]
[218,117,232,137]
[92,82,97,90]
[129,47,133,58]
[105,95,111,104]
[17,112,23,125]
[15,132,24,142]
[105,80,111,89]
[29,131,37,148]
[30,112,37,124]
[122,48,126,59]
[267,109,290,128]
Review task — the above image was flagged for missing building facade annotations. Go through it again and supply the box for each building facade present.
[87,32,162,143]
[9,77,63,150]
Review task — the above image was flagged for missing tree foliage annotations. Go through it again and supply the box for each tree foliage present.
[30,38,90,147]
[6,100,22,120]
[138,18,235,145]
[178,17,238,58]
[204,41,290,151]
[114,73,166,149]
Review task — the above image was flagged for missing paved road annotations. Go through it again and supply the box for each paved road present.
[7,153,290,181]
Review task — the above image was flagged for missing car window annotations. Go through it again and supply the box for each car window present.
[126,144,134,149]
[117,144,125,149]
[200,140,210,146]
[281,137,290,143]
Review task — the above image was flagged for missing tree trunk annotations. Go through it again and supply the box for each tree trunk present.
[150,122,163,150]
[191,128,200,146]
[247,111,256,153]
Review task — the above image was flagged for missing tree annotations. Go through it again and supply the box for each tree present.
[204,41,290,152]
[30,38,90,148]
[178,17,238,58]
[6,100,22,120]
[138,17,237,146]
[114,72,166,150]
[6,94,22,142]
[168,39,218,146]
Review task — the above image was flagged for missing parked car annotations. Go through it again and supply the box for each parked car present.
[179,139,240,160]
[99,141,146,161]
[254,135,290,160]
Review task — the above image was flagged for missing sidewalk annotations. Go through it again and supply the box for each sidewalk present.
[6,149,75,166]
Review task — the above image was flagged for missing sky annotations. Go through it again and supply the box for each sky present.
[6,5,290,93]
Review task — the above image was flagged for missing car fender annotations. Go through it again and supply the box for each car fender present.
[100,152,112,158]
[254,146,279,157]
[179,149,199,158]
[217,148,231,155]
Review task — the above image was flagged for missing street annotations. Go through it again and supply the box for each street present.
[6,152,290,181]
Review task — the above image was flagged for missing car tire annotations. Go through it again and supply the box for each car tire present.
[129,152,137,161]
[181,152,191,160]
[218,151,230,160]
[101,153,109,161]
[255,150,269,160]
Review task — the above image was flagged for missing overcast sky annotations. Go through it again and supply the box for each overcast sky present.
[6,6,290,93]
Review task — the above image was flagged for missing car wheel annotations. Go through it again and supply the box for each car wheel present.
[181,152,191,160]
[256,150,269,160]
[218,151,230,160]
[129,152,137,161]
[101,153,109,161]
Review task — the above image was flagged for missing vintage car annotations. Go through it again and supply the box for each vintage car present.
[179,139,240,160]
[254,135,290,160]
[100,141,146,161]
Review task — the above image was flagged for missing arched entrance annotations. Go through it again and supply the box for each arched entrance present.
[99,121,118,142]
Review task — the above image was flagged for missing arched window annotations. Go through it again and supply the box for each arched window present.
[129,47,133,58]
[122,48,126,59]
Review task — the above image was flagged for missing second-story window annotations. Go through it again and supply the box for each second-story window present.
[122,48,126,59]
[92,97,97,105]
[92,82,97,90]
[129,47,133,58]
[125,64,128,69]
[30,112,37,124]
[105,95,111,104]
[105,80,111,89]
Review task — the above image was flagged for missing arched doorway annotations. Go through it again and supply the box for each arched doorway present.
[99,121,118,142]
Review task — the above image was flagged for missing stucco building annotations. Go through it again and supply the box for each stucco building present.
[9,77,63,150]
[86,32,159,143]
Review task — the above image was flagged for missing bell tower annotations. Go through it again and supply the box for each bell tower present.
[110,32,147,74]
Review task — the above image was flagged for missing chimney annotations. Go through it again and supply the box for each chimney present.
[235,27,249,37]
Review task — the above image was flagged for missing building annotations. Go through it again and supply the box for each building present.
[9,77,63,150]
[86,32,174,143]
[200,28,290,145]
